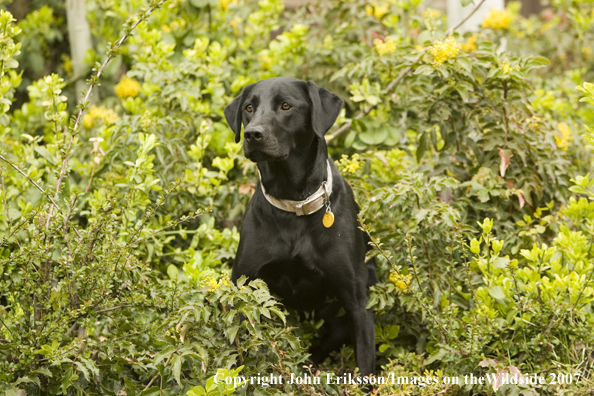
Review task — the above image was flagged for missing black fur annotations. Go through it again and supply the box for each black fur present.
[224,77,377,377]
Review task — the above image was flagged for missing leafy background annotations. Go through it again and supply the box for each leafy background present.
[0,0,594,394]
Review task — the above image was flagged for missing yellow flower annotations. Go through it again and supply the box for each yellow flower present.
[83,105,119,128]
[167,19,186,31]
[555,122,572,151]
[83,115,94,129]
[338,154,362,174]
[502,59,511,73]
[526,115,541,129]
[61,54,73,76]
[422,8,441,19]
[323,35,334,50]
[366,3,389,19]
[482,9,512,30]
[114,75,141,99]
[500,59,519,74]
[231,16,242,35]
[258,52,273,70]
[200,273,219,290]
[201,273,230,291]
[218,0,230,9]
[373,36,397,56]
[461,35,477,52]
[389,272,412,292]
[427,37,460,66]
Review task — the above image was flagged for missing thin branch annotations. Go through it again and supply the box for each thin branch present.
[0,163,12,229]
[573,249,594,311]
[446,0,488,35]
[0,154,62,212]
[143,352,174,391]
[326,0,488,140]
[125,178,183,249]
[128,208,209,247]
[95,304,134,314]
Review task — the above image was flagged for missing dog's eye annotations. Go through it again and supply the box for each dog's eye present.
[245,104,253,113]
[281,102,291,110]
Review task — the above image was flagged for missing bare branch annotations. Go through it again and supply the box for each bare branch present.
[0,154,62,212]
[446,0,488,35]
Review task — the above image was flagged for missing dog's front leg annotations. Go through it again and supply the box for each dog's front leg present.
[334,277,375,378]
[349,302,375,377]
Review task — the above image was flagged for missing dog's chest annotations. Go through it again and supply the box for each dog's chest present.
[272,214,333,268]
[257,253,331,311]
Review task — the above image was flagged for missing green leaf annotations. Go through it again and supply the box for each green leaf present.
[414,65,434,75]
[125,378,137,396]
[359,129,387,145]
[138,387,161,396]
[225,324,240,342]
[426,349,447,364]
[34,146,54,163]
[189,0,217,8]
[14,376,40,387]
[387,325,400,339]
[457,57,472,74]
[172,354,182,388]
[492,257,510,268]
[167,264,179,280]
[488,286,506,300]
[416,133,428,163]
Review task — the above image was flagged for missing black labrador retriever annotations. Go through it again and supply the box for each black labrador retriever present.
[224,77,378,377]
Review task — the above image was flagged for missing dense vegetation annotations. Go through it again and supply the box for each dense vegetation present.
[0,0,593,394]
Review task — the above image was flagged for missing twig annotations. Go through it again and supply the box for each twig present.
[573,247,594,311]
[125,178,183,249]
[0,163,12,229]
[95,304,134,314]
[128,208,209,247]
[445,0,488,35]
[0,154,62,212]
[326,0,488,140]
[0,155,84,239]
[143,353,174,391]
[405,234,450,344]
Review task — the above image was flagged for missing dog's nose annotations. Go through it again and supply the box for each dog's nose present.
[244,126,264,144]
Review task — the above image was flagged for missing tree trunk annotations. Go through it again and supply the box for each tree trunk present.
[66,0,95,102]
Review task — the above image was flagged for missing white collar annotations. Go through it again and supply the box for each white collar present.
[257,160,333,216]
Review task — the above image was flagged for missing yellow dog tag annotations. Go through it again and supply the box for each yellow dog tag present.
[323,211,334,228]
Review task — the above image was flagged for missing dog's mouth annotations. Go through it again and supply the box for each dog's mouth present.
[244,147,288,162]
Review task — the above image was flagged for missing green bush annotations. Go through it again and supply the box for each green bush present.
[1,0,594,394]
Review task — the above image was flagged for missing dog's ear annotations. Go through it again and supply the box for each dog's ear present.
[224,84,255,143]
[306,81,344,138]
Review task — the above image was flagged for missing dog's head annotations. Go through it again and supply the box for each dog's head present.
[224,77,343,162]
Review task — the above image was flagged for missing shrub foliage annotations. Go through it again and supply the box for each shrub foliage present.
[0,0,594,394]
